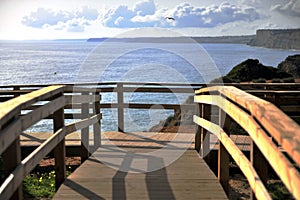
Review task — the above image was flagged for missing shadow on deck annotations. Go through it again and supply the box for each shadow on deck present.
[53,132,228,199]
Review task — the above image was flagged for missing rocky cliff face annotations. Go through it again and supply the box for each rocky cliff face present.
[277,54,300,78]
[211,58,292,83]
[249,29,300,50]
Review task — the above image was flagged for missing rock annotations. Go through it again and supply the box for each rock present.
[225,59,277,82]
[277,54,300,78]
[211,57,293,83]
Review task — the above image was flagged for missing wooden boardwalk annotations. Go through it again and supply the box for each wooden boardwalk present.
[53,132,228,199]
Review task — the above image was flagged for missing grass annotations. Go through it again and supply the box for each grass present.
[23,165,76,199]
[23,170,57,198]
[0,156,79,199]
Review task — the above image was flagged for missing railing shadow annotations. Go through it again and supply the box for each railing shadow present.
[88,146,176,200]
[63,179,105,200]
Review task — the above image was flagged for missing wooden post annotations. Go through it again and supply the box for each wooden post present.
[1,86,23,199]
[2,133,22,200]
[195,103,201,152]
[93,92,101,149]
[218,108,230,196]
[117,83,124,132]
[81,92,90,163]
[250,141,268,200]
[202,104,211,160]
[53,101,66,191]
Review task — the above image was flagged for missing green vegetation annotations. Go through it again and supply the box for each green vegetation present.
[253,78,266,83]
[268,181,294,200]
[229,122,247,135]
[23,170,57,198]
[163,115,181,127]
[23,166,74,199]
[282,77,295,83]
[272,78,282,83]
[1,156,77,199]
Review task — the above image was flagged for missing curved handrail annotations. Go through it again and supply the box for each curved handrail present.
[0,85,101,200]
[0,113,101,199]
[194,86,300,200]
[0,85,65,155]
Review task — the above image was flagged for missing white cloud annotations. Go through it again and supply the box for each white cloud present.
[102,1,261,28]
[22,6,99,32]
[133,0,156,16]
[170,2,260,28]
[271,0,300,17]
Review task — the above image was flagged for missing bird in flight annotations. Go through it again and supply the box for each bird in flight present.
[165,17,175,21]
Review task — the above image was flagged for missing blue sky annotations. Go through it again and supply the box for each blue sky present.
[0,0,299,40]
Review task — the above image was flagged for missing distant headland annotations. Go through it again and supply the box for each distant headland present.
[87,28,300,50]
[248,29,300,50]
[87,35,255,44]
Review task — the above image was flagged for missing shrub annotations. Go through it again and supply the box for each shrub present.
[163,115,175,127]
[282,77,295,83]
[253,78,266,83]
[272,78,282,83]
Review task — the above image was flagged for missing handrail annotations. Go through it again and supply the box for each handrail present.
[0,85,102,200]
[0,85,65,154]
[194,86,300,199]
[0,82,299,199]
[1,82,299,133]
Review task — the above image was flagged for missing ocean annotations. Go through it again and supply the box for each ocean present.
[0,40,299,132]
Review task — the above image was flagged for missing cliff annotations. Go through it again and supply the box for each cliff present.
[249,29,300,50]
[277,54,300,78]
[211,58,293,83]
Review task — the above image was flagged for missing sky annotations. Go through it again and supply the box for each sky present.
[0,0,299,40]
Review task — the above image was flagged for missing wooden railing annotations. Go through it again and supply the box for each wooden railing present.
[1,82,299,132]
[0,82,299,199]
[0,85,101,200]
[194,86,300,200]
[0,82,204,132]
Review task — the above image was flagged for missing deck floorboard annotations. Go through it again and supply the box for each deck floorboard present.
[53,132,228,200]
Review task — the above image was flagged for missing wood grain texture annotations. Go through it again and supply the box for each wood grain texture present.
[54,147,228,200]
[194,86,300,199]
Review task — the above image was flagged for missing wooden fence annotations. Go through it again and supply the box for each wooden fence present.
[194,85,300,200]
[0,85,101,200]
[0,82,299,199]
[1,82,298,132]
[0,82,203,133]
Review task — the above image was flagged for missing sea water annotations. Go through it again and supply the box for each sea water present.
[0,40,299,132]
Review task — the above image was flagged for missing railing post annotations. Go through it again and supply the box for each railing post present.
[195,103,201,152]
[93,92,101,149]
[81,92,90,163]
[250,141,268,200]
[117,83,124,132]
[2,134,22,200]
[1,86,23,199]
[53,95,66,191]
[202,104,211,161]
[218,108,231,196]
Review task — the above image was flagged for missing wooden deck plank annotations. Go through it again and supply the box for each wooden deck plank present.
[54,148,228,200]
[53,132,228,200]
